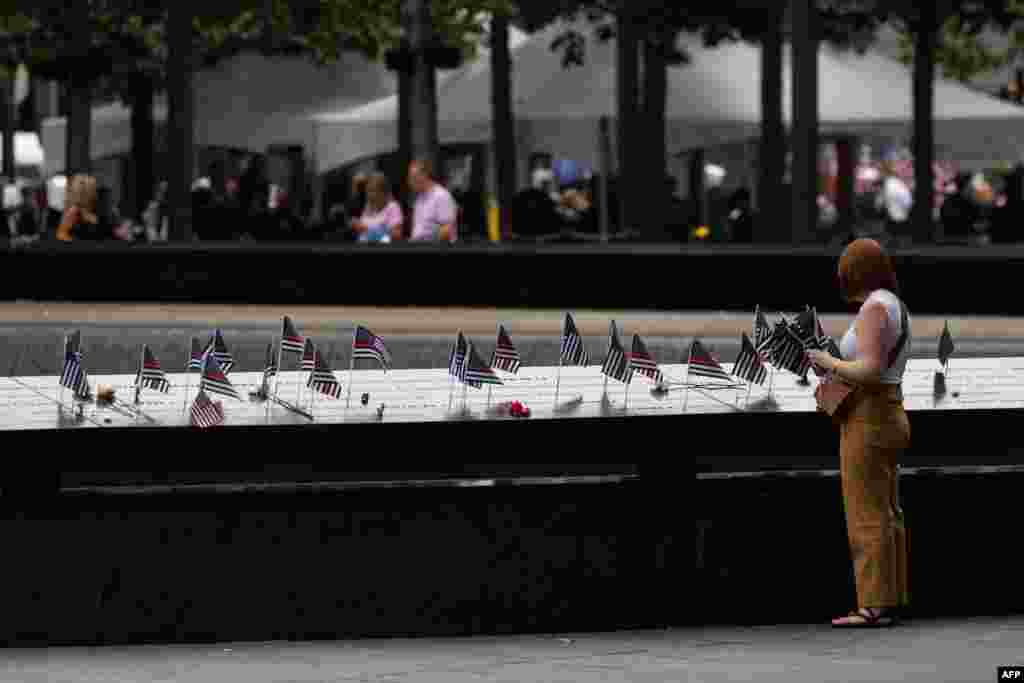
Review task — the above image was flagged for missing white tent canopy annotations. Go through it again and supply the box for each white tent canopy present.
[313,20,1024,177]
[40,49,396,176]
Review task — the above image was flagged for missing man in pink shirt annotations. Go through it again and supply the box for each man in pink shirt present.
[407,158,458,242]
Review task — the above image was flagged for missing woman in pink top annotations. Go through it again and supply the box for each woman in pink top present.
[352,173,403,243]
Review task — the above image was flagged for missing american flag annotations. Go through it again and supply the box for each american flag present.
[301,338,317,371]
[791,307,818,349]
[281,315,305,355]
[60,331,86,394]
[686,339,733,384]
[200,350,240,400]
[768,319,813,377]
[190,389,225,428]
[629,334,664,384]
[187,337,205,371]
[136,345,171,393]
[306,346,343,399]
[460,342,503,387]
[938,320,955,366]
[204,329,234,374]
[353,325,392,371]
[560,313,589,366]
[449,331,468,379]
[753,306,773,350]
[733,333,768,386]
[490,325,521,374]
[600,320,632,385]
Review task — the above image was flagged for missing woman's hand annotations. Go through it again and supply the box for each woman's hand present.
[350,219,367,234]
[806,349,838,373]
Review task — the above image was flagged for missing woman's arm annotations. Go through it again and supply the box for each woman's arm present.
[56,207,79,241]
[809,301,890,384]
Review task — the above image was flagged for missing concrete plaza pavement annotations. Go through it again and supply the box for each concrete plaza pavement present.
[1,301,1022,338]
[2,616,1021,682]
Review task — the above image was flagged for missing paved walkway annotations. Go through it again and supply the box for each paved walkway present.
[1,302,1020,338]
[2,617,1021,682]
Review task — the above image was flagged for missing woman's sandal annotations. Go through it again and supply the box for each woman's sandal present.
[831,607,897,628]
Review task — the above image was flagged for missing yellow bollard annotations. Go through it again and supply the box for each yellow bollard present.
[487,199,501,242]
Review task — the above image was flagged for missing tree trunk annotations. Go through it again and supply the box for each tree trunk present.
[65,2,93,177]
[167,6,195,241]
[789,0,820,244]
[758,9,785,243]
[616,12,640,235]
[407,0,439,175]
[1,73,14,180]
[397,36,413,225]
[130,76,155,221]
[912,8,936,244]
[642,32,669,242]
[491,12,517,240]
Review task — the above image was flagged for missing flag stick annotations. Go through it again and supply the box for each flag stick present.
[448,373,455,411]
[554,354,564,405]
[487,384,492,408]
[682,345,692,413]
[346,331,356,410]
[57,334,66,408]
[134,344,143,407]
[272,323,285,400]
[744,378,753,407]
[183,336,194,413]
[462,378,469,413]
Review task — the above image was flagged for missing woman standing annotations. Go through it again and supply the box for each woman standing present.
[352,172,403,243]
[55,174,99,241]
[807,238,911,628]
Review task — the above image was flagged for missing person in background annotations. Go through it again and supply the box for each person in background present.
[407,158,458,243]
[143,181,169,242]
[56,174,98,241]
[345,173,369,241]
[878,161,912,244]
[727,187,755,244]
[9,186,41,244]
[351,172,402,243]
[938,173,977,244]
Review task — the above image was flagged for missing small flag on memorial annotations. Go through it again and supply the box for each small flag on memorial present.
[187,337,205,371]
[770,320,813,377]
[449,331,468,379]
[490,325,521,374]
[60,332,86,394]
[190,389,225,428]
[630,334,664,384]
[353,325,392,371]
[280,315,305,355]
[306,346,343,399]
[560,313,589,366]
[754,306,772,350]
[687,339,733,384]
[733,333,768,386]
[136,345,171,393]
[201,351,240,401]
[301,338,317,371]
[601,321,632,385]
[461,342,503,387]
[938,321,955,367]
[791,307,818,349]
[204,329,234,374]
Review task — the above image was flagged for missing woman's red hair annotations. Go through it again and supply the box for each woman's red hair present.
[838,238,899,301]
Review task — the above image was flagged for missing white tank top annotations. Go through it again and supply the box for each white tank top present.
[839,289,910,385]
